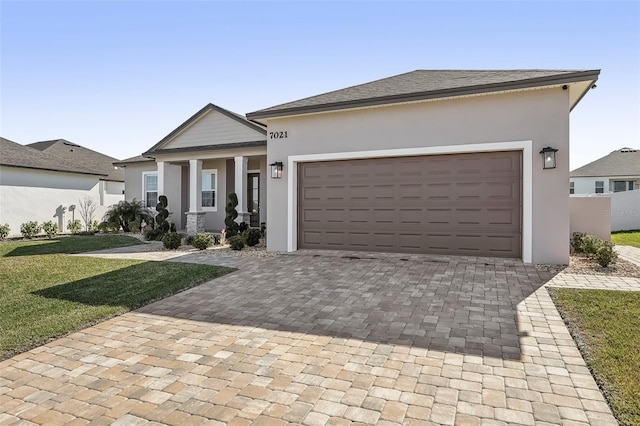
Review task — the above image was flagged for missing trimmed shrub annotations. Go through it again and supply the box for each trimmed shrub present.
[228,235,245,251]
[238,222,249,234]
[225,193,240,237]
[571,232,586,253]
[192,233,214,250]
[20,221,41,238]
[155,195,170,234]
[595,241,618,267]
[581,235,602,257]
[42,221,59,239]
[162,232,182,250]
[243,228,261,247]
[67,219,82,234]
[0,223,10,240]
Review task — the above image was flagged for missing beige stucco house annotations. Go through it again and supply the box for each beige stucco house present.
[121,69,600,264]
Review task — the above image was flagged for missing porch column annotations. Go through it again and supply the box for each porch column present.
[234,156,250,224]
[157,161,166,198]
[186,159,205,235]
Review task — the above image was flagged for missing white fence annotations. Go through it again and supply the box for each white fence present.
[610,189,640,231]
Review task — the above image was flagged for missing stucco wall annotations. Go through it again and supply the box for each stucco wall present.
[569,196,611,241]
[610,189,640,231]
[265,87,571,264]
[0,166,120,237]
[122,162,157,203]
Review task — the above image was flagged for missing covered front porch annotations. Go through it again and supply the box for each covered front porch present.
[155,151,267,235]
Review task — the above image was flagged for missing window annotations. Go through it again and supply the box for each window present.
[202,170,217,210]
[143,172,158,207]
[631,181,636,191]
[613,181,627,192]
[595,181,604,194]
[569,181,574,195]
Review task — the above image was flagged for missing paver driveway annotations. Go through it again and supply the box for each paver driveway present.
[0,250,618,425]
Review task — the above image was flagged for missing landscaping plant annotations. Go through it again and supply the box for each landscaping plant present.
[155,195,171,233]
[595,241,618,267]
[103,199,154,233]
[224,193,240,237]
[20,221,40,239]
[570,232,586,253]
[67,219,82,234]
[192,233,214,250]
[161,232,182,250]
[0,224,10,240]
[243,228,261,247]
[220,228,227,245]
[78,196,97,232]
[41,221,59,239]
[228,235,245,251]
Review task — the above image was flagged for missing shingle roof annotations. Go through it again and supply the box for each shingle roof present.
[28,139,124,181]
[570,148,640,178]
[0,137,104,177]
[113,155,155,166]
[247,69,600,120]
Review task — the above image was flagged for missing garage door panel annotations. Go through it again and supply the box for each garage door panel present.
[298,151,522,257]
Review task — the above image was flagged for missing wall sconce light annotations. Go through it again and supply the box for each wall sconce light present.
[270,161,283,179]
[540,147,558,169]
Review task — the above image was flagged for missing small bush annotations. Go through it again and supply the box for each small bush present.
[67,219,82,234]
[571,232,586,253]
[89,220,100,232]
[144,228,165,241]
[243,228,261,247]
[42,221,59,238]
[595,241,618,267]
[0,223,10,240]
[228,235,245,251]
[581,235,603,257]
[128,221,140,233]
[20,221,40,238]
[238,222,249,234]
[192,233,214,250]
[162,232,182,250]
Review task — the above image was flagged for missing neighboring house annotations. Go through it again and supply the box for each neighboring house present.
[0,137,124,237]
[569,147,640,194]
[122,69,600,264]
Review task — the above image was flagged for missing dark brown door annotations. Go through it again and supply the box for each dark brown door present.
[247,173,260,227]
[297,151,522,258]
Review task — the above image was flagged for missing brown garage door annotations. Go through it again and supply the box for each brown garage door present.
[298,151,522,257]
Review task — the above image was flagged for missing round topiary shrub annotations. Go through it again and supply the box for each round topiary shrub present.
[192,233,214,250]
[162,232,182,250]
[42,221,59,239]
[228,235,245,251]
[20,221,41,239]
[243,228,261,247]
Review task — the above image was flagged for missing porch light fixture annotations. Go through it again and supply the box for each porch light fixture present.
[540,147,558,169]
[270,161,283,179]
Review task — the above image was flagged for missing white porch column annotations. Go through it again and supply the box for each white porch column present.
[157,161,166,197]
[186,159,205,235]
[234,156,250,223]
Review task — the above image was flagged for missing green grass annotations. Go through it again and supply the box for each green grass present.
[0,236,234,359]
[611,230,640,248]
[550,288,640,425]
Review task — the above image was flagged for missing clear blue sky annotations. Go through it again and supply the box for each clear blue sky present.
[1,1,638,169]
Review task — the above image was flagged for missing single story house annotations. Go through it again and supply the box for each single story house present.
[570,147,640,194]
[121,69,600,264]
[0,138,124,237]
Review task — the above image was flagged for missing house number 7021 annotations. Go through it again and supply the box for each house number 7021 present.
[269,131,288,139]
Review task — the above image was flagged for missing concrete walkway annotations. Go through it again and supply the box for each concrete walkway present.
[0,247,626,425]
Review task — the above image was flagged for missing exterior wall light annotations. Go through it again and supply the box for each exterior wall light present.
[270,161,283,179]
[540,147,558,169]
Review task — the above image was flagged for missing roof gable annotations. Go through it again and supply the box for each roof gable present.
[145,104,266,154]
[0,137,103,177]
[247,69,600,120]
[570,147,640,178]
[28,139,124,181]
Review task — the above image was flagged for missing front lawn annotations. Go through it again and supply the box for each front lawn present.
[550,288,640,425]
[0,236,234,359]
[611,230,640,248]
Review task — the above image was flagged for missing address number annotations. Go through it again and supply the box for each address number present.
[269,131,288,139]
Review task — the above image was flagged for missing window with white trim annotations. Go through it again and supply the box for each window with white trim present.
[143,172,158,208]
[595,181,604,194]
[202,169,217,210]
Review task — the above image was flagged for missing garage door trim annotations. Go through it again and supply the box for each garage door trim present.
[286,140,533,262]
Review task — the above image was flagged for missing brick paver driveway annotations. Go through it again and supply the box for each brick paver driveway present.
[0,250,618,425]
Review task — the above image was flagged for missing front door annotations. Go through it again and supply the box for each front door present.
[247,173,260,227]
